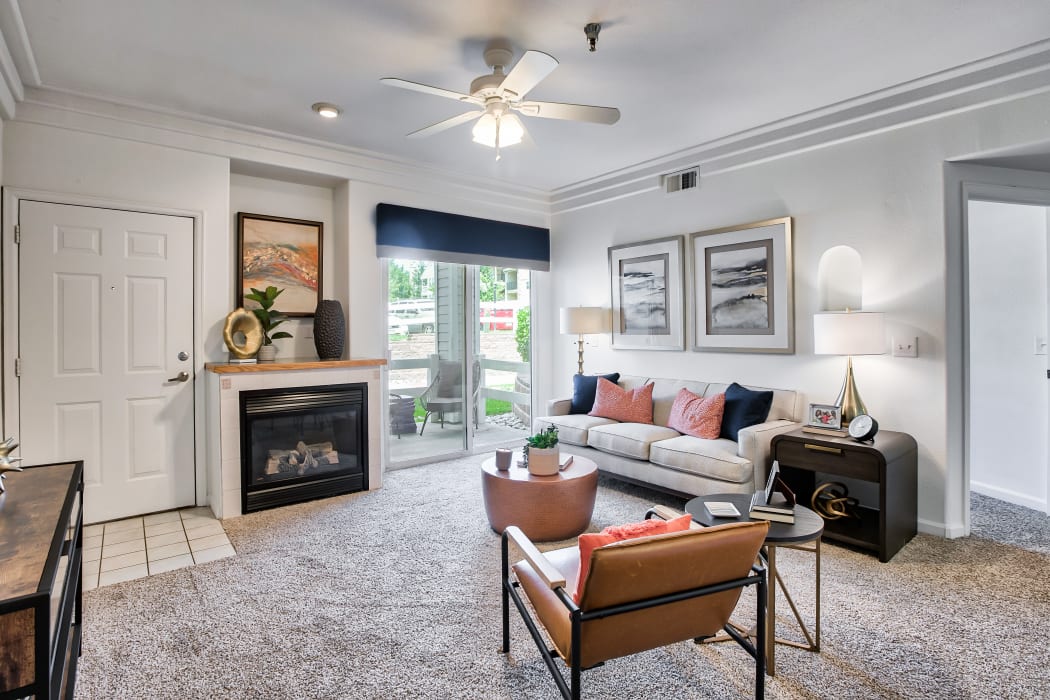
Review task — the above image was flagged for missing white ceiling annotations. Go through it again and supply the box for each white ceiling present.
[5,0,1050,191]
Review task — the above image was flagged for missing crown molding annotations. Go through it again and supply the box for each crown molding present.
[13,87,552,219]
[551,39,1050,214]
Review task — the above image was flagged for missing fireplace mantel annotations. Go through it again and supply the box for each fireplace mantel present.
[205,359,386,518]
[206,357,386,373]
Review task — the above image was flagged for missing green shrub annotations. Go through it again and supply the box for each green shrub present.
[515,307,530,361]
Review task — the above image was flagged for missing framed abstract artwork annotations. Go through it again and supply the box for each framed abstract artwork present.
[608,235,685,350]
[690,217,794,353]
[237,212,322,317]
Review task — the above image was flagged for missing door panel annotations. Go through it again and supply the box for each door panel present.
[19,200,195,523]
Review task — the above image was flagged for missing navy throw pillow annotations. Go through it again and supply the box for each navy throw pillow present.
[570,373,621,414]
[719,382,774,440]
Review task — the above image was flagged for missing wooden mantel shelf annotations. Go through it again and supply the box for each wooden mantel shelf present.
[205,357,387,373]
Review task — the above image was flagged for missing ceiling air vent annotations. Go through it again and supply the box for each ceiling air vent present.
[663,167,699,195]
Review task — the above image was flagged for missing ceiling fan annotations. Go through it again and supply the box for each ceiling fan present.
[381,44,620,159]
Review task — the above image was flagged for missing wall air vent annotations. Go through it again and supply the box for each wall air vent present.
[663,167,699,194]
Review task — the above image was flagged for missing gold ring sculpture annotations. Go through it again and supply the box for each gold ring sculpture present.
[223,307,263,359]
[810,481,860,520]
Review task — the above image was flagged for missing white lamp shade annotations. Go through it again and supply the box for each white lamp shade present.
[560,307,606,335]
[813,311,886,355]
[472,113,525,148]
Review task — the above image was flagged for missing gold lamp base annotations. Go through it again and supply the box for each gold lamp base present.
[835,356,867,425]
[575,335,585,375]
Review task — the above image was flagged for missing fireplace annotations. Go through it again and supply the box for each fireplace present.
[240,382,368,513]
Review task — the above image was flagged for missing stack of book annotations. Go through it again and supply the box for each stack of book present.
[747,460,797,524]
[748,496,795,523]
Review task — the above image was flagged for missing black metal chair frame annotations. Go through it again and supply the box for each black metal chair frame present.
[417,360,481,435]
[500,521,768,700]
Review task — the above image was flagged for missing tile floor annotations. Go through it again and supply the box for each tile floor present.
[82,506,236,590]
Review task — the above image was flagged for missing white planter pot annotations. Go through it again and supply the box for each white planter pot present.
[527,446,560,476]
[257,345,277,362]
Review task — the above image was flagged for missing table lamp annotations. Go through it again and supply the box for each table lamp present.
[560,306,605,375]
[813,310,885,424]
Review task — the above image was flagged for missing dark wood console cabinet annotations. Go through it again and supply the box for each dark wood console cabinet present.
[771,430,917,562]
[0,461,84,699]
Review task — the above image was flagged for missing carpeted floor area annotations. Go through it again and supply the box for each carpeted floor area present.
[75,455,1050,699]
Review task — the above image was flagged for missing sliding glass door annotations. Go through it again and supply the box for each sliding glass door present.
[386,259,531,467]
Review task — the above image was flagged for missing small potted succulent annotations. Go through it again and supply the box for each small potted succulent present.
[244,285,293,361]
[524,425,560,476]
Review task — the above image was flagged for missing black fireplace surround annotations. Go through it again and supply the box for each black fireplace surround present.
[240,383,368,513]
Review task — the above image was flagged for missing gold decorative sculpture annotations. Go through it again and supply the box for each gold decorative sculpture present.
[0,437,24,493]
[223,307,264,360]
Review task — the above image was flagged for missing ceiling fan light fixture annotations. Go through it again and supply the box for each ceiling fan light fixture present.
[311,102,342,118]
[471,112,524,148]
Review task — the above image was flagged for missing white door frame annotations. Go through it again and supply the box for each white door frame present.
[1,187,207,506]
[944,164,1050,536]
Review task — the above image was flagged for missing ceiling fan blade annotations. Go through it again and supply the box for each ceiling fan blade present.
[515,100,620,125]
[498,50,558,99]
[406,110,481,138]
[380,78,481,104]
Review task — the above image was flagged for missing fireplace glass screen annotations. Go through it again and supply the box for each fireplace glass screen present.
[240,383,367,512]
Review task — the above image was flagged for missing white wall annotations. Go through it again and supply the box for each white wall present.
[230,173,338,359]
[967,200,1048,510]
[545,89,1050,535]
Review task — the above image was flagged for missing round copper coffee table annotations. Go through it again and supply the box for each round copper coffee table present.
[481,453,598,541]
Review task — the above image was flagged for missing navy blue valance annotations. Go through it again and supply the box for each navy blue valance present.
[376,203,550,271]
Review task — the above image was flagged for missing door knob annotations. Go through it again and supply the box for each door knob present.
[167,371,190,383]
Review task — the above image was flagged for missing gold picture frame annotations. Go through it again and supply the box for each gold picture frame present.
[690,217,794,353]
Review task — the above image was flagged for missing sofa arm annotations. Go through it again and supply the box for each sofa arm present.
[737,420,801,488]
[545,398,572,416]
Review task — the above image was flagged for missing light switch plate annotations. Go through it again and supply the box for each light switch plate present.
[892,337,918,357]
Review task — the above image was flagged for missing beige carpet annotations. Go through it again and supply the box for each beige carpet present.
[74,455,1050,699]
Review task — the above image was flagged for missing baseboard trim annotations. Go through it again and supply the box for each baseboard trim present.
[970,481,1047,512]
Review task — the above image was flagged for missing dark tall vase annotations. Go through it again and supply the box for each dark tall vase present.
[313,300,346,360]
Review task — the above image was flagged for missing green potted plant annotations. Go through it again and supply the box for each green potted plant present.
[244,285,293,361]
[524,425,559,476]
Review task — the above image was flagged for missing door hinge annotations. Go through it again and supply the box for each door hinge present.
[13,224,20,244]
[14,357,21,377]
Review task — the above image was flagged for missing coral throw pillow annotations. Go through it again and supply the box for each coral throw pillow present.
[574,514,693,603]
[667,388,725,439]
[588,378,654,424]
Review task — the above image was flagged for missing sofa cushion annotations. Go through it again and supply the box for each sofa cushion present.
[570,372,621,414]
[574,514,693,603]
[590,379,654,424]
[649,435,754,484]
[535,414,618,447]
[667,388,725,439]
[648,378,710,427]
[588,422,681,460]
[719,382,774,441]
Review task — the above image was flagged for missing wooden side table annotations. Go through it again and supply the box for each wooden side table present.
[481,454,598,541]
[771,428,917,562]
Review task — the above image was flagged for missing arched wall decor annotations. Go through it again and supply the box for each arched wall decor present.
[817,246,863,310]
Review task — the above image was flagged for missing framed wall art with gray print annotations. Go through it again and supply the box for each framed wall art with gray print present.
[690,217,794,353]
[608,235,685,350]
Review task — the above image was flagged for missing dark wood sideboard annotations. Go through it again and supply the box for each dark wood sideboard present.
[0,461,84,699]
[771,429,917,562]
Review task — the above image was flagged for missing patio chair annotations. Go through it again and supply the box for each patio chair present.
[418,359,481,435]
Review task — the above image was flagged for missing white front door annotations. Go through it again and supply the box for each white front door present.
[18,200,195,523]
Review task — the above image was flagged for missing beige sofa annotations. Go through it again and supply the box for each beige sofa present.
[533,375,803,497]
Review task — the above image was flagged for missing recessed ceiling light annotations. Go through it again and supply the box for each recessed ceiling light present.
[311,102,342,119]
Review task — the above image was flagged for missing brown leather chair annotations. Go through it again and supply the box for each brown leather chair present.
[501,507,769,699]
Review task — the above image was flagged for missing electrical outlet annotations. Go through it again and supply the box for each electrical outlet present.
[892,337,918,357]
